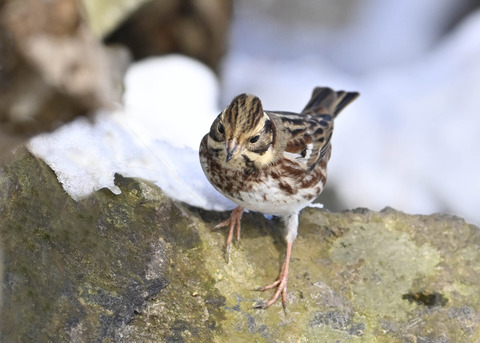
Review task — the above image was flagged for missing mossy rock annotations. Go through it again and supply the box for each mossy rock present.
[0,149,479,342]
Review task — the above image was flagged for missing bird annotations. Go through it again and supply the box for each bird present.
[199,87,359,308]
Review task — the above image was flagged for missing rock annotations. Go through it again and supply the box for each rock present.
[1,149,479,342]
[104,0,233,73]
[0,0,128,155]
[0,0,232,156]
[82,0,152,37]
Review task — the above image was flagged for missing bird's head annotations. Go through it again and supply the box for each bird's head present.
[208,94,276,166]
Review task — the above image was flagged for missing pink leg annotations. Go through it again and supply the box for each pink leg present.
[256,241,293,309]
[214,206,244,262]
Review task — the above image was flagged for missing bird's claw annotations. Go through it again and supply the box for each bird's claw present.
[253,302,267,309]
[225,243,231,263]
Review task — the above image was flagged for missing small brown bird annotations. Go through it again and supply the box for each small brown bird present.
[199,87,359,308]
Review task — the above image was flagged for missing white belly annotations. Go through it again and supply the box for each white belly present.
[224,175,322,216]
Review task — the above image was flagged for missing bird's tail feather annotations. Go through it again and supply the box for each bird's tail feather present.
[302,87,359,117]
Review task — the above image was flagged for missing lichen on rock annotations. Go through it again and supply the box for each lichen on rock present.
[0,149,479,342]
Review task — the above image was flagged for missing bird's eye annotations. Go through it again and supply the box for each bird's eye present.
[249,135,260,144]
[217,123,224,134]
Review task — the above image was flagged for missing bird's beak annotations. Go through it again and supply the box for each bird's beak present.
[225,139,241,162]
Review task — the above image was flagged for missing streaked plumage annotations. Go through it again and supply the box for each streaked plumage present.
[199,87,359,308]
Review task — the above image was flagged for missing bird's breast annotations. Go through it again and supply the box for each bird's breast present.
[201,149,327,216]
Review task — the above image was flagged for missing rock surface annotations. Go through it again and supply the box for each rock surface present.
[104,0,232,73]
[0,0,232,155]
[82,0,151,37]
[0,149,479,342]
[0,0,128,154]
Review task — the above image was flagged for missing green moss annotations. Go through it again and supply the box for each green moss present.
[0,150,224,342]
[1,150,480,342]
[329,223,441,319]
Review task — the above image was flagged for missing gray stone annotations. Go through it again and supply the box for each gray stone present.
[0,149,479,342]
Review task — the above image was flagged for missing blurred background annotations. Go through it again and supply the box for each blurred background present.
[1,0,479,225]
[217,0,480,225]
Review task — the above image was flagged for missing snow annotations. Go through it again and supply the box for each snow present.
[28,3,480,226]
[28,55,236,211]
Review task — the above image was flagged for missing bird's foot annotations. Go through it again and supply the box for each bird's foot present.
[254,272,289,309]
[254,241,293,309]
[213,206,244,263]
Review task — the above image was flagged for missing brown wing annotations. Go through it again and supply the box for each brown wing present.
[275,113,331,170]
[271,87,359,170]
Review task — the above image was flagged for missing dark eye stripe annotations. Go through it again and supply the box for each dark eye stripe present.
[209,131,222,142]
[250,144,269,155]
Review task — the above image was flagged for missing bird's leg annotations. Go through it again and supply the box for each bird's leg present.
[255,213,298,309]
[255,241,292,309]
[213,206,244,262]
